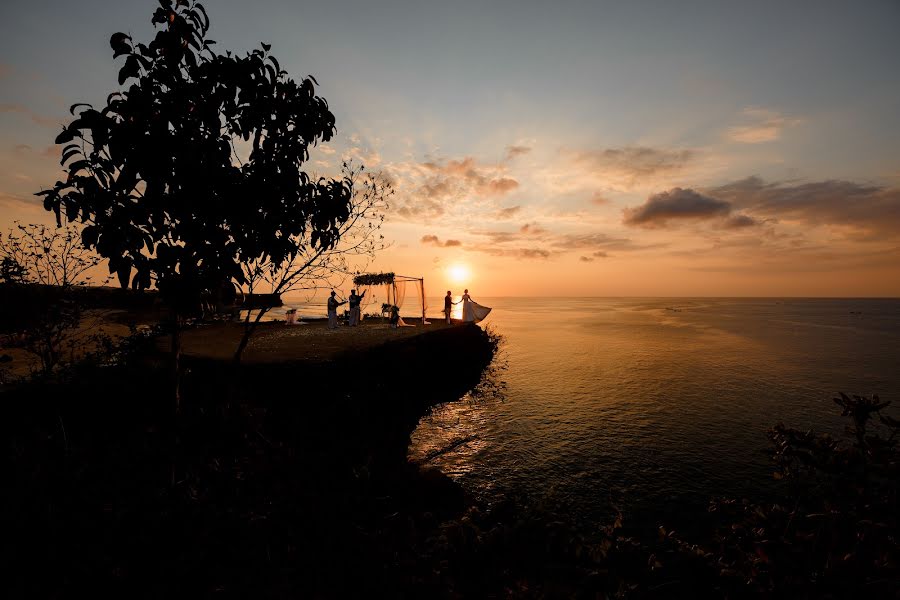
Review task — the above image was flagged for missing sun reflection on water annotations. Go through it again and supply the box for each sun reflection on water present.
[409,358,507,479]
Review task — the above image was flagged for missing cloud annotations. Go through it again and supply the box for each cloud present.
[395,201,444,220]
[708,176,900,239]
[388,155,519,223]
[343,146,381,168]
[465,229,552,259]
[679,232,900,274]
[623,176,900,239]
[478,230,519,244]
[722,214,761,228]
[0,191,48,219]
[420,234,462,248]
[567,146,695,187]
[539,146,699,197]
[0,103,60,128]
[463,224,657,262]
[419,157,518,197]
[520,222,547,235]
[519,248,550,259]
[505,145,532,159]
[550,232,655,253]
[590,192,611,205]
[623,188,731,227]
[577,251,610,262]
[483,177,519,195]
[495,205,521,219]
[727,107,802,144]
[0,63,11,79]
[464,243,551,259]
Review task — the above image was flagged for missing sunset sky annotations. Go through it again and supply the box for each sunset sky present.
[2,1,899,296]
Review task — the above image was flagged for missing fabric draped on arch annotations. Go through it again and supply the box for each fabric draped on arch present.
[352,273,428,323]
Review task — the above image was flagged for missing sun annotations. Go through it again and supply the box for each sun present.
[448,264,470,284]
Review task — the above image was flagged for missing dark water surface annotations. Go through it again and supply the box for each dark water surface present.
[408,297,900,533]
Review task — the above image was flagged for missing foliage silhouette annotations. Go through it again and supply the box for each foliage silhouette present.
[0,222,104,288]
[234,161,390,363]
[36,0,352,399]
[0,222,107,375]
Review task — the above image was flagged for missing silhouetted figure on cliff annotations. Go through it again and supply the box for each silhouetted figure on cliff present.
[388,304,400,328]
[461,289,491,323]
[348,289,366,326]
[327,291,346,329]
[444,290,458,324]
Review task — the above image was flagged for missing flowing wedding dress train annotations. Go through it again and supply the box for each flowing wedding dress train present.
[461,295,492,323]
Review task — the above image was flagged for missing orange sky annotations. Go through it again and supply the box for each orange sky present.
[2,1,900,297]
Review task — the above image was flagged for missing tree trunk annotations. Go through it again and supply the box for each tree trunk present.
[170,311,182,414]
[233,307,269,365]
[169,310,182,488]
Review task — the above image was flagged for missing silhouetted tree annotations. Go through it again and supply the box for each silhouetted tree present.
[0,222,106,375]
[0,222,103,287]
[37,0,352,406]
[235,161,390,362]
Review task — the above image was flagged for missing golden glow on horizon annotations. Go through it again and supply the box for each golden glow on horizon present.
[448,264,470,284]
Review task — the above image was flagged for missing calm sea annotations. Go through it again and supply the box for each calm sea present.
[405,297,900,533]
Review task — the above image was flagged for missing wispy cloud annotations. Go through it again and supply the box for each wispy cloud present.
[505,145,532,160]
[387,154,519,223]
[520,222,547,235]
[577,251,610,262]
[539,146,698,195]
[567,146,695,186]
[495,205,521,219]
[708,176,900,239]
[550,232,654,253]
[460,223,660,261]
[420,234,462,247]
[590,192,611,205]
[0,103,61,128]
[420,157,518,196]
[726,107,802,144]
[343,145,382,168]
[465,245,551,260]
[722,214,761,229]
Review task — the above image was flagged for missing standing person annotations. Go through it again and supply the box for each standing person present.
[443,290,457,324]
[460,289,492,323]
[327,290,346,329]
[348,288,366,326]
[388,304,400,328]
[461,289,474,322]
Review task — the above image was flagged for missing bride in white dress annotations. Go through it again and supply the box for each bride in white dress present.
[461,289,491,323]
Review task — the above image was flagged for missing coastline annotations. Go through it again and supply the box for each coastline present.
[5,311,502,596]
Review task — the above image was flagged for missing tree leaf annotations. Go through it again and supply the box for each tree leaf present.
[69,102,93,115]
[55,128,75,145]
[110,32,132,58]
[118,55,141,85]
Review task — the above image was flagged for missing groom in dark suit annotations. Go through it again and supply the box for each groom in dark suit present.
[443,290,457,324]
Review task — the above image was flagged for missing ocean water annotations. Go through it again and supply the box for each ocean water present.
[407,297,900,533]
